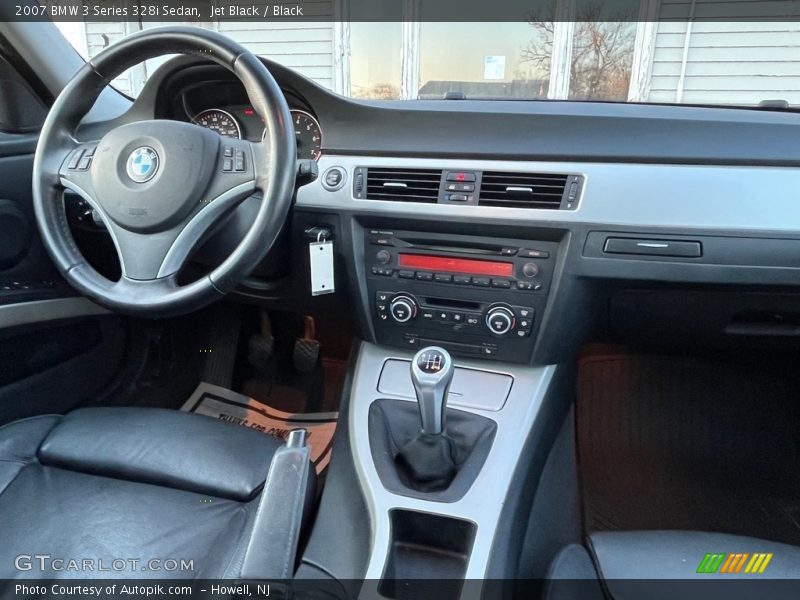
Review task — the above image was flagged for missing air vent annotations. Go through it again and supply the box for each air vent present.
[478,171,570,209]
[365,168,442,203]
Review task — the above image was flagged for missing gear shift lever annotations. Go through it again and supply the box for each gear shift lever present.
[410,346,455,435]
[396,346,458,491]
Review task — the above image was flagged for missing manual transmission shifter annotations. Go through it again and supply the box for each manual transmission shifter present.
[411,346,455,435]
[396,346,458,491]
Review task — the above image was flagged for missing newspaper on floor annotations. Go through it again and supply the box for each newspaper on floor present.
[182,382,337,474]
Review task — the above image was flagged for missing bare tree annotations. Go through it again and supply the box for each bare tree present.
[352,83,400,100]
[522,3,636,101]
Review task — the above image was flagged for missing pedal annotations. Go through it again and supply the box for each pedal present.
[293,316,320,374]
[247,310,274,373]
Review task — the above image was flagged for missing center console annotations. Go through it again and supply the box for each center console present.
[365,229,558,362]
[347,342,557,597]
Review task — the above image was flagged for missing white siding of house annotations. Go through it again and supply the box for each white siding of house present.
[649,1,800,105]
[218,21,335,89]
[83,0,336,96]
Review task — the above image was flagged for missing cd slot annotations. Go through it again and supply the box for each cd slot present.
[402,237,506,256]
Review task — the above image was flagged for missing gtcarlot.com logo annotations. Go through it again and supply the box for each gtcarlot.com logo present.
[14,554,194,573]
[697,552,773,575]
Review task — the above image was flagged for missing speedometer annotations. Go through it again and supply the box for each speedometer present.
[191,109,242,139]
[263,109,322,161]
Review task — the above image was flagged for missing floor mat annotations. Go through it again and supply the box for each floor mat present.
[577,352,800,546]
[182,382,338,474]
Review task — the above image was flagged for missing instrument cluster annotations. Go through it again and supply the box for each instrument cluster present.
[191,106,323,161]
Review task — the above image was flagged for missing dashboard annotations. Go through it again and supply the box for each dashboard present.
[126,55,800,366]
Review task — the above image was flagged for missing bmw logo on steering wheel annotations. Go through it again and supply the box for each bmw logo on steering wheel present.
[126,146,160,183]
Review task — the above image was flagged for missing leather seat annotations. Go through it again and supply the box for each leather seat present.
[0,407,315,579]
[545,531,800,600]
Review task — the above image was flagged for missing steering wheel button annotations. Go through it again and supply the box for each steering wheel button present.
[77,157,92,170]
[68,150,84,170]
[222,157,233,172]
[84,146,97,157]
[223,146,234,158]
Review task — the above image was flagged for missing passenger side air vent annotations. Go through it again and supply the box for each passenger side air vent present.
[365,168,442,203]
[478,171,571,209]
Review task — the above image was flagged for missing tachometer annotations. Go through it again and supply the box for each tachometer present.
[191,109,242,139]
[263,109,322,161]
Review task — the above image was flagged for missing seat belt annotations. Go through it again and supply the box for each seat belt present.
[238,428,313,581]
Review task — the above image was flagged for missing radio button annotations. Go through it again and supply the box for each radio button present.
[434,273,453,283]
[491,279,511,289]
[519,249,550,259]
[472,277,491,287]
[376,250,392,264]
[522,262,540,278]
[453,275,471,285]
[398,270,415,279]
[501,247,518,256]
[370,235,393,246]
[416,272,433,281]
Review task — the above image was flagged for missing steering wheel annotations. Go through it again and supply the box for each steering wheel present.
[32,27,297,318]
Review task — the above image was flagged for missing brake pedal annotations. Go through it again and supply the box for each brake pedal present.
[247,310,274,374]
[293,316,320,374]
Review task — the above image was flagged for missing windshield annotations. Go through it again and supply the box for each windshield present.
[51,5,800,108]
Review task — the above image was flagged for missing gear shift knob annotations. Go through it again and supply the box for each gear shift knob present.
[410,346,455,435]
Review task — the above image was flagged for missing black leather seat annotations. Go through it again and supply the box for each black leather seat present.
[0,407,315,579]
[545,531,800,600]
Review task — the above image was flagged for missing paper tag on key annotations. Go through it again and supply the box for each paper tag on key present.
[309,238,335,296]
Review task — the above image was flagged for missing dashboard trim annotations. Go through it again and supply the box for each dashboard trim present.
[298,155,800,234]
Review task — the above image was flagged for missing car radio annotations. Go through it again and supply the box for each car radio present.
[364,229,557,362]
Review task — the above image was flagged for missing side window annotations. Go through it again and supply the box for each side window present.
[0,55,47,133]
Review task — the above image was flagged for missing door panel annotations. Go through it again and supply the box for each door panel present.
[0,53,128,422]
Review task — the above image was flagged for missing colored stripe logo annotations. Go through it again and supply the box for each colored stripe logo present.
[697,552,773,574]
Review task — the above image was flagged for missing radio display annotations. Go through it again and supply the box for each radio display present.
[398,253,513,277]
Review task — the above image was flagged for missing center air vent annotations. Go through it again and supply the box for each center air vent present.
[479,171,571,209]
[365,168,442,203]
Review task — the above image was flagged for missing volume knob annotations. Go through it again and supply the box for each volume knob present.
[389,295,418,323]
[485,305,515,336]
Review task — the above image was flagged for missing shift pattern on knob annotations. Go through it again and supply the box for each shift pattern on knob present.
[410,346,455,435]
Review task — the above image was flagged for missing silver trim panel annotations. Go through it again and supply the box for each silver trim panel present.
[378,358,513,412]
[0,297,109,330]
[157,180,256,277]
[298,155,800,233]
